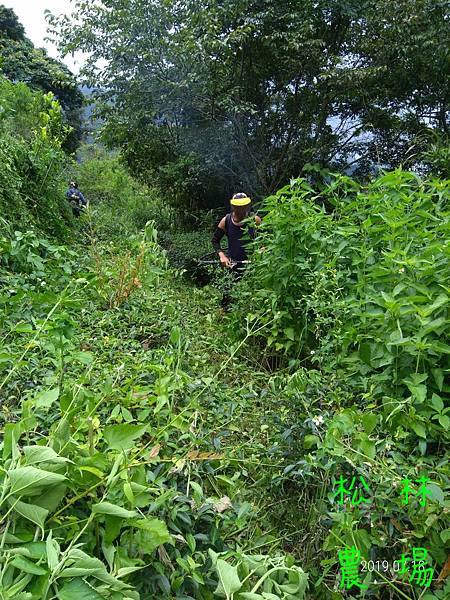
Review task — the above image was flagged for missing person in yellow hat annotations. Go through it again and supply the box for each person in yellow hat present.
[212,192,261,309]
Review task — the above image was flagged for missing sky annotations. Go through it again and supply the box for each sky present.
[4,0,85,74]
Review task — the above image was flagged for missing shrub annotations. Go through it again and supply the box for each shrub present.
[230,170,450,592]
[0,77,74,239]
[75,147,176,239]
[158,230,212,269]
[0,221,308,599]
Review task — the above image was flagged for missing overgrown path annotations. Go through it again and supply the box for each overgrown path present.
[1,219,310,598]
[5,167,449,599]
[80,230,298,539]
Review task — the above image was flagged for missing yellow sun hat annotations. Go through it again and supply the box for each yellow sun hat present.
[230,193,251,206]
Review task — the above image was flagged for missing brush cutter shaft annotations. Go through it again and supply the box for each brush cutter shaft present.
[200,260,250,266]
[197,251,250,268]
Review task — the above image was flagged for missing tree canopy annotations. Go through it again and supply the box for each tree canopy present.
[0,5,84,153]
[48,0,449,205]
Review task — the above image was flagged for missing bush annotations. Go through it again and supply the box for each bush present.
[159,230,212,269]
[229,170,450,591]
[75,147,176,239]
[0,77,74,239]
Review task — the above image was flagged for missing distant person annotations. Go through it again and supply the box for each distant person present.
[66,181,87,217]
[212,192,261,310]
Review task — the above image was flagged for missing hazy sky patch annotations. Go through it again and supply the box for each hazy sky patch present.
[3,0,85,74]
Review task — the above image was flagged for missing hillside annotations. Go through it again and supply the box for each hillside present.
[0,2,449,599]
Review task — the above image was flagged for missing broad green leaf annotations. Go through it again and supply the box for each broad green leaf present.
[421,294,448,317]
[438,414,449,429]
[7,466,66,497]
[103,515,123,545]
[430,393,444,412]
[427,483,445,505]
[190,481,203,505]
[46,532,60,571]
[79,466,104,479]
[72,351,94,364]
[23,445,69,465]
[3,422,23,460]
[331,412,354,434]
[104,423,147,451]
[356,435,376,460]
[362,413,377,434]
[284,327,295,341]
[354,529,372,555]
[432,368,444,391]
[405,383,427,404]
[410,421,427,439]
[4,532,33,544]
[359,342,371,366]
[440,529,450,543]
[92,501,137,519]
[61,549,127,589]
[33,484,67,512]
[2,573,34,598]
[0,351,13,364]
[431,341,450,354]
[8,497,48,529]
[50,417,71,453]
[11,555,47,575]
[214,558,242,598]
[123,482,134,505]
[405,373,428,384]
[169,326,181,345]
[102,543,115,570]
[56,578,106,600]
[303,434,319,449]
[132,518,171,553]
[63,549,107,572]
[392,283,407,297]
[21,542,47,560]
[13,322,34,333]
[35,387,60,409]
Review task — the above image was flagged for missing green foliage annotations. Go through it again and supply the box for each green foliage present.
[421,132,450,178]
[230,169,449,596]
[101,117,222,213]
[159,230,212,269]
[49,0,449,207]
[209,549,307,599]
[0,76,74,238]
[0,4,24,40]
[0,5,84,154]
[241,170,449,390]
[2,155,449,598]
[74,146,176,239]
[0,192,307,598]
[156,153,220,212]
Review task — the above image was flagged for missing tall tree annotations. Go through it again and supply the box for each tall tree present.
[48,0,449,205]
[0,5,84,154]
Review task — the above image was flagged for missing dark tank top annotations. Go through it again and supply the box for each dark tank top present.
[225,213,255,262]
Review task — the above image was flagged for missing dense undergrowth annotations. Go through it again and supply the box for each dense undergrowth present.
[0,75,449,600]
[0,209,308,599]
[1,167,448,599]
[229,171,450,598]
[0,77,73,239]
[0,76,310,600]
